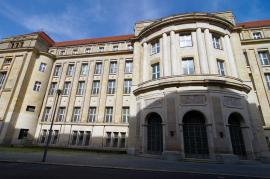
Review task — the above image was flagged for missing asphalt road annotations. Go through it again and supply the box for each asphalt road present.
[0,162,265,179]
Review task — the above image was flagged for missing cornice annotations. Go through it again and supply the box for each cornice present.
[240,38,270,45]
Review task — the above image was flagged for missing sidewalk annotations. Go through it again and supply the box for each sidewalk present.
[0,147,270,178]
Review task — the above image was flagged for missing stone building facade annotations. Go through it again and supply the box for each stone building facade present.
[0,11,270,161]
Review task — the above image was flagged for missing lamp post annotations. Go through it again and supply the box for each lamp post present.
[42,89,62,162]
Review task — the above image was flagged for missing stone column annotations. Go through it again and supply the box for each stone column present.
[204,29,216,74]
[196,28,209,74]
[162,33,170,76]
[224,35,238,78]
[143,43,149,82]
[170,31,178,75]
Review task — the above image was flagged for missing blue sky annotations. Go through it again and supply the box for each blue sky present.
[0,0,270,42]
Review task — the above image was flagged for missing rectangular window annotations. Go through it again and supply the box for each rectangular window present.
[123,79,132,94]
[106,132,112,147]
[91,80,100,95]
[66,64,75,76]
[120,132,126,148]
[72,49,78,55]
[49,82,57,95]
[78,131,84,145]
[180,34,192,47]
[182,58,195,75]
[258,51,270,65]
[59,50,65,55]
[151,41,160,55]
[109,61,117,74]
[63,82,71,95]
[72,107,81,122]
[39,63,47,72]
[71,131,78,145]
[53,65,62,76]
[42,107,51,122]
[33,81,41,91]
[56,107,66,122]
[80,63,89,76]
[152,63,160,80]
[4,58,12,64]
[113,45,118,51]
[107,80,116,94]
[40,129,47,144]
[122,107,129,123]
[94,62,102,74]
[253,32,262,39]
[99,47,104,52]
[26,105,35,112]
[85,48,91,53]
[125,60,133,73]
[217,60,225,76]
[88,107,96,123]
[265,74,270,90]
[113,132,119,147]
[105,107,113,123]
[18,129,29,139]
[51,130,59,144]
[77,81,85,95]
[84,131,91,146]
[212,35,222,49]
[0,72,7,89]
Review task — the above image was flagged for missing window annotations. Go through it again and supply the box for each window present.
[56,107,66,122]
[78,131,84,145]
[59,50,65,55]
[109,61,117,74]
[105,107,113,123]
[33,81,41,91]
[152,63,160,80]
[243,52,250,66]
[51,130,59,144]
[106,132,112,147]
[107,80,116,94]
[0,72,7,89]
[122,107,129,123]
[99,46,104,52]
[40,129,47,144]
[63,82,71,95]
[128,44,133,51]
[113,132,119,147]
[72,49,78,55]
[53,65,62,76]
[42,107,51,122]
[71,131,78,145]
[88,107,96,123]
[123,79,132,94]
[125,60,133,73]
[217,60,225,76]
[18,129,29,139]
[180,33,192,47]
[120,132,126,148]
[49,82,57,95]
[265,74,270,90]
[4,58,12,64]
[80,63,89,76]
[258,51,270,65]
[77,81,85,95]
[212,35,222,49]
[72,107,81,122]
[85,48,91,53]
[94,62,102,74]
[39,63,46,72]
[113,45,118,51]
[91,80,100,95]
[151,41,160,55]
[85,131,91,146]
[182,58,195,75]
[66,64,75,76]
[26,105,35,112]
[253,32,262,39]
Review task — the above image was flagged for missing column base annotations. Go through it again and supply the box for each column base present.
[216,154,240,164]
[162,151,184,161]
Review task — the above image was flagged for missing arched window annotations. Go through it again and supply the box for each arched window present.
[183,111,209,158]
[146,113,163,154]
[228,113,247,159]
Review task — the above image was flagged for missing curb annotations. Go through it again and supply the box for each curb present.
[0,160,269,178]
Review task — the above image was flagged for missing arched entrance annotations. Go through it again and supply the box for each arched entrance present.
[228,113,247,159]
[146,113,163,154]
[183,111,209,158]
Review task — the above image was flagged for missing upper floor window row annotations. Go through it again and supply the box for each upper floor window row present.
[258,51,270,66]
[39,63,47,72]
[67,64,75,76]
[212,35,222,50]
[151,41,160,55]
[253,32,263,40]
[180,33,192,47]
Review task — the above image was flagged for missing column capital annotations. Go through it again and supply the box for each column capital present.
[162,33,168,37]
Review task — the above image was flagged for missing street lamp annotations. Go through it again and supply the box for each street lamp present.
[42,89,62,162]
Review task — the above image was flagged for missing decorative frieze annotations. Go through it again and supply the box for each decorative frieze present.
[223,96,242,108]
[180,95,206,105]
[144,98,163,108]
